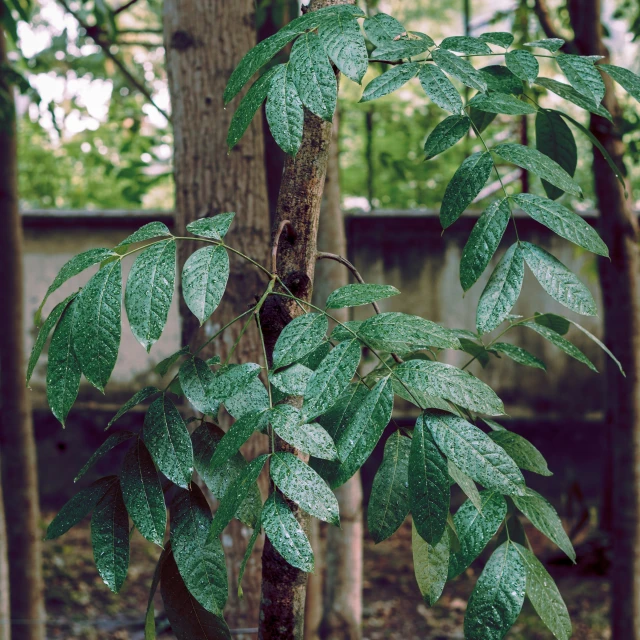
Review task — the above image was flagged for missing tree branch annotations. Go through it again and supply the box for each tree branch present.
[56,0,171,123]
[114,0,140,15]
[532,0,579,54]
[272,219,296,274]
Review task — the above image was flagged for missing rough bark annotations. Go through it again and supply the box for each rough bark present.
[565,1,640,637]
[0,17,45,640]
[257,2,354,638]
[163,2,271,634]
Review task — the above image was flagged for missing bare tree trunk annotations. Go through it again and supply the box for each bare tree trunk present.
[163,3,271,634]
[0,17,45,640]
[0,460,10,640]
[565,1,640,637]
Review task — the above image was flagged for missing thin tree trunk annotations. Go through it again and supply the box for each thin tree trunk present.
[0,17,45,640]
[565,1,640,636]
[163,3,271,634]
[258,2,353,638]
[0,459,10,640]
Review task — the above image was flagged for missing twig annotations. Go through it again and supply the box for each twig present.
[271,219,296,274]
[114,0,140,15]
[56,0,171,122]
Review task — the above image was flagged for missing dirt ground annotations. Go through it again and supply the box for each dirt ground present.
[41,511,610,640]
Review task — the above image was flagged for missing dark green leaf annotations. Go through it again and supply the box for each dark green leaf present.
[432,48,487,92]
[492,342,546,370]
[440,151,494,229]
[116,222,172,248]
[272,313,329,370]
[108,386,160,428]
[210,363,261,403]
[154,346,190,377]
[270,364,313,397]
[412,521,450,606]
[144,546,169,640]
[460,198,511,292]
[319,12,368,84]
[72,260,122,392]
[262,492,314,572]
[448,459,483,512]
[91,481,130,593]
[182,245,229,326]
[521,242,597,316]
[424,115,471,160]
[266,63,304,156]
[363,13,406,46]
[464,541,526,639]
[600,63,640,103]
[478,65,524,94]
[237,512,262,597]
[522,321,597,371]
[326,283,400,309]
[330,321,363,342]
[360,62,420,102]
[488,430,552,476]
[143,395,193,489]
[410,414,450,545]
[566,317,624,376]
[224,375,270,427]
[556,54,605,106]
[525,38,565,52]
[479,32,514,49]
[418,63,464,113]
[121,439,166,546]
[467,92,535,115]
[440,36,491,55]
[75,431,135,482]
[469,107,498,134]
[371,39,430,61]
[186,213,235,241]
[534,77,612,121]
[209,411,267,470]
[534,312,570,335]
[505,49,539,84]
[179,357,218,416]
[368,431,411,543]
[269,405,337,460]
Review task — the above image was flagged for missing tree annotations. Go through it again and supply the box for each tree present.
[0,4,45,639]
[36,5,638,640]
[163,0,271,632]
[532,1,640,636]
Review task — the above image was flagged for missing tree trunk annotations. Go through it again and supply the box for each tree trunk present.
[0,460,10,640]
[0,17,45,640]
[257,2,354,638]
[566,1,640,637]
[163,2,271,634]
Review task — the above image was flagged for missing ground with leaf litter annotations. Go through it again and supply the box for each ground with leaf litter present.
[42,513,609,639]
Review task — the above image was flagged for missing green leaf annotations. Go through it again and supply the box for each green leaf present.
[224,375,270,427]
[182,245,230,326]
[440,151,494,229]
[534,77,612,122]
[464,541,526,640]
[192,423,262,528]
[371,38,430,61]
[418,64,464,114]
[448,459,483,513]
[513,543,572,640]
[332,376,394,488]
[326,283,400,309]
[143,395,193,489]
[488,430,552,476]
[534,313,570,335]
[358,312,460,353]
[478,65,524,95]
[170,484,227,615]
[160,551,231,640]
[521,242,597,316]
[525,38,565,52]
[179,357,218,416]
[290,31,337,121]
[483,417,506,431]
[270,363,313,396]
[566,317,624,376]
[37,248,115,322]
[107,386,160,428]
[269,405,337,461]
[330,321,363,343]
[476,243,524,334]
[360,62,420,103]
[266,64,304,157]
[440,36,491,55]
[75,431,135,483]
[91,480,130,593]
[272,313,329,369]
[47,300,81,426]
[368,431,411,543]
[467,92,535,115]
[144,546,169,640]
[513,488,575,562]
[600,63,640,103]
[424,411,525,496]
[505,49,539,84]
[395,360,504,415]
[479,32,514,49]
[410,414,450,545]
[125,240,176,352]
[448,490,507,579]
[72,260,122,392]
[227,66,279,149]
[432,48,487,92]
[492,341,546,370]
[493,143,582,197]
[301,339,361,422]
[186,213,236,241]
[154,346,190,377]
[556,54,605,107]
[412,520,450,606]
[460,198,511,292]
[27,293,76,387]
[424,115,471,160]
[208,454,269,539]
[521,321,597,372]
[237,512,262,597]
[211,363,261,403]
[262,492,314,572]
[535,110,577,200]
[46,476,118,539]
[270,452,339,526]
[121,439,166,546]
[363,13,406,45]
[209,411,266,470]
[116,222,172,248]
[319,12,368,84]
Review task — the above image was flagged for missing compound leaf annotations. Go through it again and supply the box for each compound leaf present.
[266,64,304,157]
[412,520,450,606]
[424,114,471,160]
[273,313,329,370]
[488,430,552,476]
[432,48,487,92]
[326,283,400,309]
[360,62,420,102]
[319,12,368,84]
[186,213,235,241]
[505,49,539,84]
[108,386,160,428]
[556,54,605,107]
[418,63,464,114]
